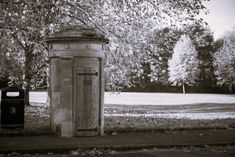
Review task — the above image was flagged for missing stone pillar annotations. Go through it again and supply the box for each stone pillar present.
[46,28,108,137]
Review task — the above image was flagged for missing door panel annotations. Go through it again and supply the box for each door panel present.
[73,58,100,136]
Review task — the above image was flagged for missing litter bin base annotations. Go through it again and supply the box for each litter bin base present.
[1,125,24,129]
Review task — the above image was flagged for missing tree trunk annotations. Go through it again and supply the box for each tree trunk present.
[24,48,33,106]
[24,88,30,106]
[228,83,235,94]
[24,70,31,106]
[182,82,186,94]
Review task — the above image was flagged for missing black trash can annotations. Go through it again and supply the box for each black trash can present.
[0,87,25,129]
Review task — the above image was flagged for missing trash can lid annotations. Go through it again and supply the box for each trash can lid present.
[1,86,24,92]
[1,87,25,99]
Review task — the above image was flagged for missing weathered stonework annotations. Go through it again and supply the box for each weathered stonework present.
[46,28,107,137]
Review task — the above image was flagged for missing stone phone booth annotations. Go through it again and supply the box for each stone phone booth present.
[46,28,108,137]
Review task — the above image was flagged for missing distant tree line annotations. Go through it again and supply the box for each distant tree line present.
[127,25,235,93]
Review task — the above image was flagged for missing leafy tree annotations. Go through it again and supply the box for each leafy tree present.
[214,29,235,91]
[148,28,183,84]
[0,0,63,104]
[0,31,24,88]
[104,44,134,91]
[0,0,209,92]
[0,32,12,88]
[64,0,208,91]
[185,22,216,92]
[168,34,199,94]
[129,27,183,91]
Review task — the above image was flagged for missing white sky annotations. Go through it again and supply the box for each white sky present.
[200,0,235,40]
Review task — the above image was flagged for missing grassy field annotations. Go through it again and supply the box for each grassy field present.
[29,91,235,119]
[29,91,235,105]
[1,92,235,133]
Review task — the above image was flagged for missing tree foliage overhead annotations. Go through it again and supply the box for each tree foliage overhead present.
[62,0,209,90]
[0,0,64,89]
[0,0,209,91]
[65,0,208,42]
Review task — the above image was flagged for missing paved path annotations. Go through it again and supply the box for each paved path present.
[101,146,235,157]
[0,129,235,155]
[4,146,235,157]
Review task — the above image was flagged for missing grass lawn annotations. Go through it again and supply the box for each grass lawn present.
[29,92,235,105]
[1,92,235,134]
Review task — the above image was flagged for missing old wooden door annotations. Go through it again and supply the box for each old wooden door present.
[73,57,100,136]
